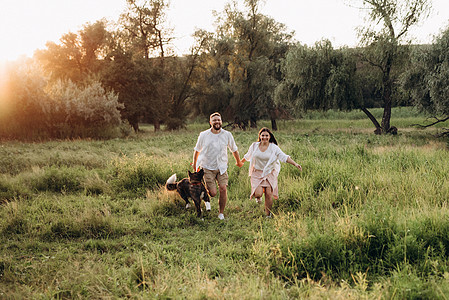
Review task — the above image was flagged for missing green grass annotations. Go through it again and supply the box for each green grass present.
[1,108,449,299]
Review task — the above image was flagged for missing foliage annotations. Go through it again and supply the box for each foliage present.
[0,62,123,139]
[118,0,173,60]
[277,40,361,114]
[101,51,163,132]
[402,26,449,132]
[47,80,123,131]
[3,0,445,138]
[197,0,293,129]
[352,0,431,134]
[0,61,49,139]
[164,33,212,130]
[35,20,110,83]
[115,0,206,131]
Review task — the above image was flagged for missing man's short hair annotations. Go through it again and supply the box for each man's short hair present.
[210,112,221,119]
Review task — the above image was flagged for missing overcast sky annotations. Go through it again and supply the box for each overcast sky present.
[1,0,448,61]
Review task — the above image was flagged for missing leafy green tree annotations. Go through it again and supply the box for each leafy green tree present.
[101,50,162,132]
[118,0,173,60]
[209,0,293,129]
[190,36,234,119]
[118,0,200,131]
[276,40,361,115]
[402,26,449,135]
[35,20,110,83]
[164,30,212,129]
[351,0,431,134]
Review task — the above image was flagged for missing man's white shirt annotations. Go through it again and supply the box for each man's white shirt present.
[194,128,238,175]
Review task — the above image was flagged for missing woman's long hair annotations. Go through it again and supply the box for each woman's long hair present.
[257,127,278,145]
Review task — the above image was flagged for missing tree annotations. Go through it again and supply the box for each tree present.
[190,36,234,120]
[119,0,173,60]
[164,30,212,129]
[276,40,361,115]
[402,26,449,136]
[210,0,293,129]
[117,0,182,131]
[351,0,431,134]
[35,20,110,83]
[101,50,162,132]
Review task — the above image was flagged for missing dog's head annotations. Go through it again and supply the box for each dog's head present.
[188,168,204,183]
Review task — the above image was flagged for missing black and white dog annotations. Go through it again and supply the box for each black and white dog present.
[165,169,211,217]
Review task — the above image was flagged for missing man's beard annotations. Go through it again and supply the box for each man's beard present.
[213,123,221,130]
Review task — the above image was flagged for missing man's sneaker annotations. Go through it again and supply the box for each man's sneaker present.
[218,213,225,220]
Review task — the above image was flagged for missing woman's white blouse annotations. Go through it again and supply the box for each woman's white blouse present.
[253,146,272,171]
[243,142,289,177]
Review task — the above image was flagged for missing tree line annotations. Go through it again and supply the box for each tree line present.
[1,0,448,139]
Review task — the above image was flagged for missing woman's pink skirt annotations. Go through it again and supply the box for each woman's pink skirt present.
[250,169,279,199]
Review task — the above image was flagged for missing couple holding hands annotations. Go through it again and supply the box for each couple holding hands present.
[192,112,302,220]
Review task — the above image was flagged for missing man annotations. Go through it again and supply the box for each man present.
[193,112,242,220]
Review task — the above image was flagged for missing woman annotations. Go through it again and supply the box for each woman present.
[239,127,302,217]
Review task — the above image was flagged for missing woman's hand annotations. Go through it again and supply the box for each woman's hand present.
[236,158,246,168]
[287,157,302,171]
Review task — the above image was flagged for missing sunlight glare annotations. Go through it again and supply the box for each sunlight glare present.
[0,61,14,120]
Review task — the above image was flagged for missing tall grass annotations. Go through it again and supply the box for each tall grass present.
[1,108,449,298]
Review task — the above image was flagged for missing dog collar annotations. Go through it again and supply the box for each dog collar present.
[190,181,202,185]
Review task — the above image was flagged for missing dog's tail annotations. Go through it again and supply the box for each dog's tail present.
[165,174,177,191]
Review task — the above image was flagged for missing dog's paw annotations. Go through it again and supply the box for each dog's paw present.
[205,202,211,211]
[186,203,191,209]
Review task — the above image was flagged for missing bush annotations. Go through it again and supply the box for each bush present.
[0,62,49,139]
[109,154,172,198]
[0,62,123,139]
[46,80,123,138]
[0,178,29,203]
[31,166,85,193]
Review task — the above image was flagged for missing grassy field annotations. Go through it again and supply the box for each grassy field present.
[1,108,449,299]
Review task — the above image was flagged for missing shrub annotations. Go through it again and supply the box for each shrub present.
[0,62,123,139]
[109,154,172,198]
[0,62,49,139]
[31,166,85,193]
[0,177,29,203]
[46,80,123,138]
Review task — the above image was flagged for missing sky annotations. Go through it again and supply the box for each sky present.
[0,0,448,62]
